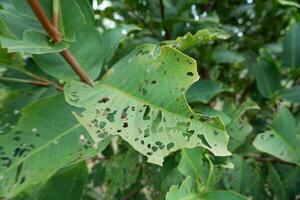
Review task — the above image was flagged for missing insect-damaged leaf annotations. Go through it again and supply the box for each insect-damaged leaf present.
[65,44,230,166]
[0,95,111,198]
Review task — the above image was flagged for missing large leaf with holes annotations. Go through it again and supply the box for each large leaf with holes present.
[283,21,300,69]
[253,107,300,165]
[0,95,111,198]
[65,44,230,165]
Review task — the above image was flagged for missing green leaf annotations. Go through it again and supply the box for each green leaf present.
[227,101,259,151]
[199,191,248,200]
[10,0,88,42]
[166,176,199,200]
[268,164,287,200]
[223,155,266,199]
[65,45,230,165]
[278,0,300,8]
[212,46,244,64]
[279,85,300,103]
[163,28,230,51]
[179,148,204,179]
[0,95,111,198]
[0,31,69,54]
[253,107,300,165]
[283,21,300,69]
[104,149,140,199]
[186,80,232,104]
[39,161,88,200]
[34,25,139,81]
[255,55,280,99]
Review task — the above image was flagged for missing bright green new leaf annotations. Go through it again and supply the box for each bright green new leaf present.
[39,161,88,200]
[279,85,300,103]
[0,95,111,198]
[0,31,69,54]
[268,164,288,200]
[253,107,300,165]
[255,55,280,99]
[65,44,230,165]
[283,21,300,69]
[166,176,199,200]
[163,28,230,51]
[186,80,232,104]
[278,0,300,8]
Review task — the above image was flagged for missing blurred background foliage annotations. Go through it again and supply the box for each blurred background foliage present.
[1,0,300,199]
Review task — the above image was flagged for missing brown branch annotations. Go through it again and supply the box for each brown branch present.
[26,0,94,86]
[159,0,171,40]
[60,50,94,86]
[27,0,61,42]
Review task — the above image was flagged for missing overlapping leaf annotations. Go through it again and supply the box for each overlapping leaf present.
[65,44,230,165]
[0,95,110,198]
[253,107,300,165]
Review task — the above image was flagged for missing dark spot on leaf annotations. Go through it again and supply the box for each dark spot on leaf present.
[98,97,110,103]
[123,122,128,128]
[186,72,194,76]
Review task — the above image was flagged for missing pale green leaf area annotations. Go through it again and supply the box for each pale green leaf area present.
[163,28,230,51]
[187,80,232,104]
[0,95,111,198]
[278,0,300,8]
[253,107,300,165]
[65,44,230,165]
[0,31,69,54]
[34,25,140,81]
[279,85,300,103]
[283,20,300,69]
[166,176,199,200]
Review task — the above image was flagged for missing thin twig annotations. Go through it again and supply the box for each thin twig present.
[26,0,94,86]
[159,0,171,40]
[60,50,94,86]
[52,0,59,29]
[27,0,61,42]
[0,76,50,87]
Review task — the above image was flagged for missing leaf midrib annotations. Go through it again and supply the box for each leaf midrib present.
[100,83,225,132]
[0,123,81,176]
